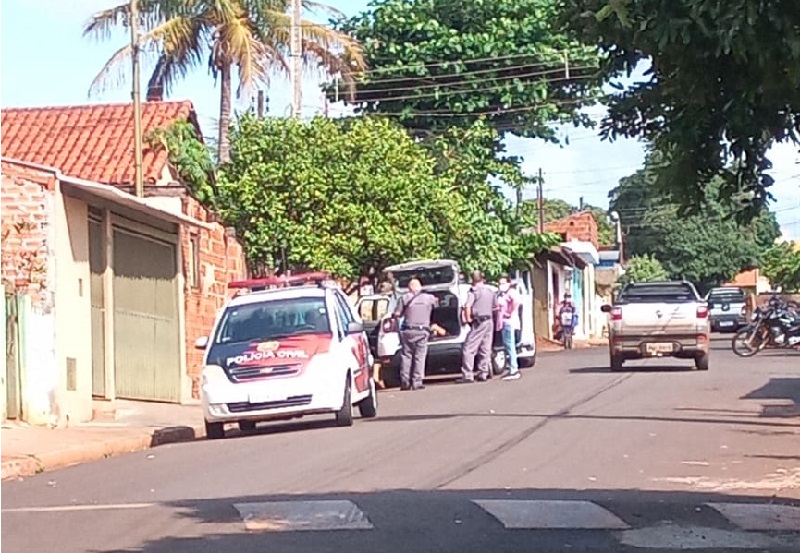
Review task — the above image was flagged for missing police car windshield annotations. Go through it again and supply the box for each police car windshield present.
[215,297,330,344]
[392,267,456,288]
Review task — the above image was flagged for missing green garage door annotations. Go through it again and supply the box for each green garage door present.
[113,227,181,402]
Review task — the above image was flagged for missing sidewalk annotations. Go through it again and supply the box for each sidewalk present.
[1,400,204,481]
[537,336,608,352]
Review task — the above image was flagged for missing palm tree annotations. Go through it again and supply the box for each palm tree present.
[84,0,364,162]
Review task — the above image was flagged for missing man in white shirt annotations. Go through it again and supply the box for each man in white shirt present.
[496,276,523,380]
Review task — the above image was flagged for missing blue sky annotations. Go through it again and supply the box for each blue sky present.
[2,0,799,239]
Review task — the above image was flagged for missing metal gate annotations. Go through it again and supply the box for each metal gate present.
[112,227,181,402]
[4,294,22,419]
[89,214,106,397]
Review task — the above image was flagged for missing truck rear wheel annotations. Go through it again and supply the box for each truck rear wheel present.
[694,352,709,371]
[610,354,624,372]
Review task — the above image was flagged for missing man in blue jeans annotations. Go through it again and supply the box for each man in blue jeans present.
[496,276,522,381]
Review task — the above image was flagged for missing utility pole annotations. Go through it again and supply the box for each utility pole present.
[130,0,144,197]
[257,90,265,118]
[289,0,302,119]
[537,168,544,234]
[563,50,570,79]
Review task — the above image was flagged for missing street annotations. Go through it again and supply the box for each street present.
[2,337,799,552]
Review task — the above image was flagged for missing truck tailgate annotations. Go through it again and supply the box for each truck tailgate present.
[619,302,698,335]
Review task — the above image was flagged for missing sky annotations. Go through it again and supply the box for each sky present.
[2,0,799,239]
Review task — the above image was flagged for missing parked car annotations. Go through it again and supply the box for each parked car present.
[706,286,747,332]
[374,259,537,387]
[601,280,710,371]
[194,272,377,439]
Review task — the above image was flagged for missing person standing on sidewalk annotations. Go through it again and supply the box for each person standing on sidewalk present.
[558,293,578,350]
[496,276,522,380]
[456,271,496,383]
[392,278,439,391]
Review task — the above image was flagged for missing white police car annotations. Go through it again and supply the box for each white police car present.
[194,272,377,439]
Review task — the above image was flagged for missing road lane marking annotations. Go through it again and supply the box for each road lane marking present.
[3,503,155,513]
[233,500,373,532]
[472,499,630,530]
[706,502,800,531]
[615,523,790,549]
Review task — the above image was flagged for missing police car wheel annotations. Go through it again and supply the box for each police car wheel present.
[491,350,507,376]
[205,420,225,440]
[335,378,354,427]
[357,378,378,418]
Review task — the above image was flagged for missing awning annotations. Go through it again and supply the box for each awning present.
[562,239,600,265]
[539,246,588,270]
[59,178,214,230]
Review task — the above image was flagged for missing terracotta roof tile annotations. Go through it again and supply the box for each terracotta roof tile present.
[1,101,196,186]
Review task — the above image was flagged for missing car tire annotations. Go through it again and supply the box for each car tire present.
[519,351,537,369]
[239,420,257,433]
[335,377,354,427]
[694,352,709,371]
[205,420,225,440]
[357,378,378,419]
[491,349,507,376]
[610,353,624,372]
[381,366,401,389]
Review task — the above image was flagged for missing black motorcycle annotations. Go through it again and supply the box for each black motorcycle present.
[731,295,800,357]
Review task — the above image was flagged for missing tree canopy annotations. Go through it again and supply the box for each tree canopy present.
[610,152,781,291]
[329,0,603,138]
[557,0,800,219]
[155,115,559,278]
[761,242,800,293]
[619,255,667,286]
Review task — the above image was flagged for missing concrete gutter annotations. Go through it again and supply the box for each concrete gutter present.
[1,424,205,481]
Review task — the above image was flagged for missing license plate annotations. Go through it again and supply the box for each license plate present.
[645,342,674,354]
[249,390,280,404]
[719,321,734,327]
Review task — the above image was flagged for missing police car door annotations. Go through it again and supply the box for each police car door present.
[332,291,371,397]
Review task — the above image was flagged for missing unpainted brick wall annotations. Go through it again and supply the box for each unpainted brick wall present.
[181,196,246,398]
[0,164,55,307]
[544,212,599,249]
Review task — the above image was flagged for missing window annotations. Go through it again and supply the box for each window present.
[188,233,201,289]
[388,266,457,288]
[214,296,330,344]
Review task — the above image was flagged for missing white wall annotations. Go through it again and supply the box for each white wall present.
[53,192,93,424]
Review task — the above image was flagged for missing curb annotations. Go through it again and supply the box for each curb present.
[1,424,205,481]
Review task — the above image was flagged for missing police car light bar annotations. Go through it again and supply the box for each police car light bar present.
[228,272,332,293]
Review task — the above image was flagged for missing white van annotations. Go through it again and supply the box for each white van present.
[373,259,537,387]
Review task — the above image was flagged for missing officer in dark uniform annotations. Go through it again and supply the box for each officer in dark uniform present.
[392,278,439,390]
[456,270,497,383]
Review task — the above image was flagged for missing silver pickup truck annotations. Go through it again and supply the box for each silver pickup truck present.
[601,281,710,371]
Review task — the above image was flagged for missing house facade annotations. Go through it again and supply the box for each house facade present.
[533,212,604,341]
[1,101,246,422]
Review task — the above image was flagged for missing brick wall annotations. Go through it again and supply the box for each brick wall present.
[544,212,599,249]
[181,196,246,398]
[1,163,56,307]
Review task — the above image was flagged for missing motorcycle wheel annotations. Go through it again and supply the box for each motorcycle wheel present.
[731,326,766,357]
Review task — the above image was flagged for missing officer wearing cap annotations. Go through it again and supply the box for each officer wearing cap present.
[392,278,439,390]
[456,270,497,383]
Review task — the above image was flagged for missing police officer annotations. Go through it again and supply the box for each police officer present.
[392,278,439,390]
[456,270,497,383]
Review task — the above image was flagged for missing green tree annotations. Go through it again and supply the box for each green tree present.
[610,153,781,291]
[619,255,667,286]
[557,0,800,218]
[518,198,616,246]
[155,114,559,278]
[329,0,603,138]
[761,243,800,293]
[84,0,364,162]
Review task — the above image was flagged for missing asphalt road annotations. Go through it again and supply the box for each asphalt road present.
[3,337,799,552]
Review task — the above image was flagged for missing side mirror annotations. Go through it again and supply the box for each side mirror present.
[600,305,612,314]
[347,321,364,334]
[194,336,209,350]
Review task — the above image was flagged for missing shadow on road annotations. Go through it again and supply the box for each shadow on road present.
[79,488,800,553]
